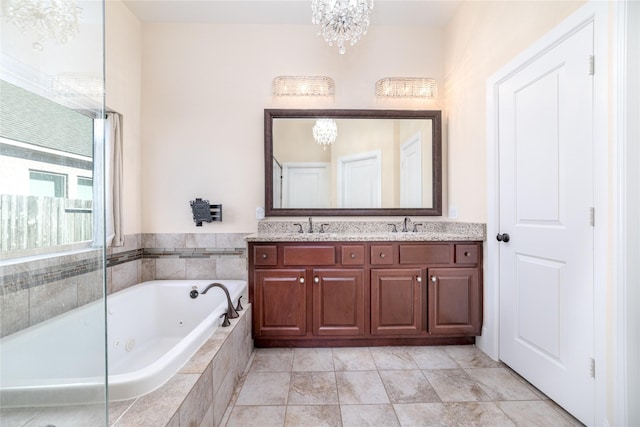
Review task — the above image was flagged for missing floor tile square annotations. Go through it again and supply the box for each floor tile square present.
[332,347,377,371]
[497,401,584,426]
[423,369,490,402]
[249,348,294,372]
[293,347,334,372]
[408,346,460,370]
[336,371,390,404]
[340,404,400,427]
[235,372,291,406]
[379,370,440,404]
[284,405,341,427]
[444,402,516,426]
[226,405,286,427]
[370,346,419,370]
[288,372,338,405]
[444,346,503,369]
[465,367,540,401]
[393,403,450,427]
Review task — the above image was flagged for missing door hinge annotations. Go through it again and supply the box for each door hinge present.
[589,357,596,379]
[589,55,595,75]
[589,207,595,227]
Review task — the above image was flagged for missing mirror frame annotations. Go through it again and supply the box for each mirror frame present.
[264,109,442,217]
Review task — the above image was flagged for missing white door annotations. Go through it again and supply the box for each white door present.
[337,151,381,208]
[497,22,594,425]
[400,133,422,208]
[282,162,330,208]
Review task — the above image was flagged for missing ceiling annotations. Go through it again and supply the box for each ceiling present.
[121,0,462,27]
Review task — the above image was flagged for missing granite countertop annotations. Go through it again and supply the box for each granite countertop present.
[245,220,486,242]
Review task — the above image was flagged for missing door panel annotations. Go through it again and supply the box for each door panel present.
[371,269,422,335]
[497,22,594,424]
[312,269,365,336]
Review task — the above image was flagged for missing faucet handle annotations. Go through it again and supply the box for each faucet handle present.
[387,223,398,233]
[293,223,303,233]
[319,223,330,233]
[412,223,423,232]
[236,296,244,311]
[219,312,231,327]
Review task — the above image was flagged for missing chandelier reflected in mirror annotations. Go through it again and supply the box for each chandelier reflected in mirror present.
[4,0,82,50]
[312,119,338,150]
[311,0,374,55]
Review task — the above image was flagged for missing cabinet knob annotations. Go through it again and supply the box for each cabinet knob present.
[350,252,356,259]
[431,276,437,282]
[464,251,470,256]
[417,276,422,282]
[379,252,386,258]
[314,276,320,283]
[299,277,305,284]
[261,253,268,259]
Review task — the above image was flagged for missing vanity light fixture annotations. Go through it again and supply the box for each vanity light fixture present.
[312,118,338,150]
[272,76,335,97]
[375,77,438,99]
[312,0,374,54]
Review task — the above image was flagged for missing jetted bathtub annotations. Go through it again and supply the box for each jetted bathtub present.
[0,279,247,407]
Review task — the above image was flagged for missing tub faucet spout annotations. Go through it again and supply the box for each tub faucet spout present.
[201,282,239,318]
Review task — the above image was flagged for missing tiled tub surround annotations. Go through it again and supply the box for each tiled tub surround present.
[0,232,249,338]
[250,220,486,242]
[1,303,253,427]
[109,306,253,427]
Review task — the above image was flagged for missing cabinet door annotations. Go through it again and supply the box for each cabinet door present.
[254,269,306,336]
[371,269,423,335]
[428,268,481,335]
[312,269,365,336]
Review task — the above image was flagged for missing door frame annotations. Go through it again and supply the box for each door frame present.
[614,0,640,425]
[485,2,608,425]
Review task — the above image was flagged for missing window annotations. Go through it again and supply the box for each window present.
[77,177,93,200]
[0,80,96,257]
[29,170,68,198]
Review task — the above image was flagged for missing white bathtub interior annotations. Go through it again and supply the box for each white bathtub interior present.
[0,279,247,407]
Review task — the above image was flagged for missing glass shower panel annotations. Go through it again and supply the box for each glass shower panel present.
[0,0,107,425]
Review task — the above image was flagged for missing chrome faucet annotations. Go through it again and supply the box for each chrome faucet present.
[308,217,314,233]
[201,282,239,318]
[402,217,411,232]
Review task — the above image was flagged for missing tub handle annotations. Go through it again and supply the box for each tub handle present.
[236,296,244,312]
[220,312,231,327]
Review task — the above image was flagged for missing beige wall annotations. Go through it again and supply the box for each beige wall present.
[444,0,585,222]
[106,0,143,236]
[140,24,444,233]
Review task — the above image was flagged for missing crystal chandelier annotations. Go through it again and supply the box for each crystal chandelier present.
[4,0,82,51]
[311,0,374,55]
[312,119,338,150]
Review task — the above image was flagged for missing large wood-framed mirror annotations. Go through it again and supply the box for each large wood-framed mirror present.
[265,109,442,216]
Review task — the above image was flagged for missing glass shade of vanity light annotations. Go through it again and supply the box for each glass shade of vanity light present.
[5,0,82,51]
[311,0,374,55]
[312,118,338,150]
[375,78,438,99]
[272,76,335,97]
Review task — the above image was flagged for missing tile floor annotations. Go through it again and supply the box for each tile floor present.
[219,345,584,427]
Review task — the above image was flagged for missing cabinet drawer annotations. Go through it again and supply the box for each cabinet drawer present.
[371,245,394,265]
[341,245,365,265]
[283,246,336,265]
[399,244,450,265]
[455,244,479,265]
[253,246,277,265]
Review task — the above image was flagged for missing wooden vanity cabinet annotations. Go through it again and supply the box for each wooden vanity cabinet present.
[248,241,482,347]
